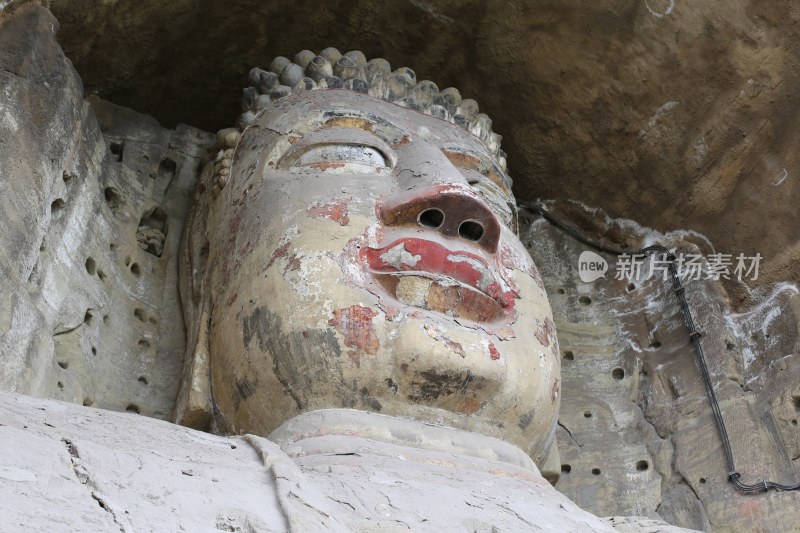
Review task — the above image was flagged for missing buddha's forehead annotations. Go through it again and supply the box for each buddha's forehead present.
[254,89,503,166]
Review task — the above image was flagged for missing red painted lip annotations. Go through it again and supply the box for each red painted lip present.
[360,237,517,311]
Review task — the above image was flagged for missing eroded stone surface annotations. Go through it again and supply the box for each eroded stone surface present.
[0,392,696,532]
[523,201,800,531]
[0,4,214,418]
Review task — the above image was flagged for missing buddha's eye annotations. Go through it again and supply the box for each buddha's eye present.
[291,143,390,174]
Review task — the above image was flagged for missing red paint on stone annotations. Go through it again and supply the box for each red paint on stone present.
[382,305,401,321]
[307,198,350,226]
[328,305,380,367]
[423,324,466,358]
[265,241,291,270]
[489,342,501,360]
[361,238,516,310]
[499,241,543,290]
[534,317,557,348]
[283,254,302,273]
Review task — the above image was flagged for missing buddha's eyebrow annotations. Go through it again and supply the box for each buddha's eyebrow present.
[321,116,377,133]
[319,112,408,144]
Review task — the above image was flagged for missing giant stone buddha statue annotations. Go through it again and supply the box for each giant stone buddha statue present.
[175,47,562,468]
[0,12,698,527]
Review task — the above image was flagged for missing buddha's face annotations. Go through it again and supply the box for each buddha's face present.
[201,90,559,462]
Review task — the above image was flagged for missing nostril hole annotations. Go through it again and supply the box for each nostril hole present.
[418,208,445,229]
[458,220,484,241]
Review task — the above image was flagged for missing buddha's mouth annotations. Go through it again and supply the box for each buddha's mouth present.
[360,238,517,323]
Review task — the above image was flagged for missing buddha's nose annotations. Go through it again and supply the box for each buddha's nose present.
[378,185,501,254]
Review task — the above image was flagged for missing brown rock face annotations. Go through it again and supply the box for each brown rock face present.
[43,0,800,297]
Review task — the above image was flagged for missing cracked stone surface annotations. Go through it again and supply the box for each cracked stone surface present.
[0,393,697,532]
[522,202,800,531]
[0,4,214,418]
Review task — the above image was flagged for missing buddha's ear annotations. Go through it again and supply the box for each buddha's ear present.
[172,160,216,430]
[172,297,213,430]
[180,159,215,310]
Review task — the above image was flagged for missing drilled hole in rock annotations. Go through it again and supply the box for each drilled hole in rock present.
[137,206,168,256]
[612,368,625,380]
[650,341,662,349]
[699,477,707,484]
[104,187,122,209]
[83,398,93,406]
[84,311,93,325]
[97,270,106,281]
[130,263,141,276]
[51,198,66,213]
[563,350,575,361]
[134,309,146,322]
[126,404,140,414]
[458,220,484,241]
[417,208,445,229]
[85,257,96,275]
[792,419,797,426]
[39,245,45,252]
[592,468,601,475]
[556,288,566,294]
[157,157,177,180]
[726,341,735,351]
[91,347,97,356]
[138,376,148,385]
[58,361,68,369]
[109,243,116,251]
[102,315,109,324]
[792,396,800,412]
[57,381,64,389]
[579,296,592,305]
[230,444,237,450]
[584,411,592,418]
[138,339,150,349]
[636,460,649,471]
[109,141,124,162]
[561,464,572,474]
[626,283,636,292]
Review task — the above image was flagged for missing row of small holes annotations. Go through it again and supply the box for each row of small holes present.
[560,461,648,475]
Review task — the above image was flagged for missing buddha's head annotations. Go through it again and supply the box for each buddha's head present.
[180,49,560,464]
